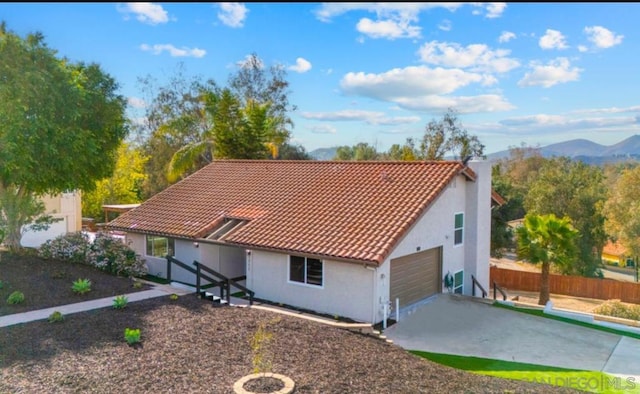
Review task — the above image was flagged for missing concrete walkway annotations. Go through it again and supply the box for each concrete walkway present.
[0,284,191,328]
[384,294,640,380]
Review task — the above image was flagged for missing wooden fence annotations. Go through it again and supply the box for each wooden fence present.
[490,266,640,304]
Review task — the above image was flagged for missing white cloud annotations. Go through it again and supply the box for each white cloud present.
[498,31,516,43]
[539,29,568,50]
[303,109,384,122]
[394,94,514,113]
[314,3,461,23]
[438,19,452,32]
[314,3,504,40]
[127,97,146,108]
[217,3,248,28]
[498,113,639,133]
[584,26,623,49]
[341,66,486,99]
[338,65,513,113]
[578,45,588,53]
[236,54,264,69]
[308,124,337,134]
[418,41,520,73]
[302,110,420,125]
[518,58,582,88]
[570,105,640,115]
[288,58,312,73]
[356,17,421,39]
[140,44,206,58]
[484,3,507,18]
[117,3,169,25]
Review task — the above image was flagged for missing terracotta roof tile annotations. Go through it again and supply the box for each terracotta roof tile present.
[106,160,471,265]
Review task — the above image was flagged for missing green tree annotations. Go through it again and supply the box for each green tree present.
[420,108,485,160]
[490,145,548,256]
[385,138,419,161]
[333,142,378,161]
[604,165,640,268]
[228,53,293,158]
[525,157,607,277]
[0,24,127,250]
[276,143,311,160]
[136,67,217,196]
[516,214,578,305]
[82,143,148,220]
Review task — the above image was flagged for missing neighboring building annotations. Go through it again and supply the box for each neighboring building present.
[602,241,634,267]
[106,159,499,324]
[21,191,82,248]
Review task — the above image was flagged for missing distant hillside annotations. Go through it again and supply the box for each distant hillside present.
[309,147,338,161]
[487,135,640,165]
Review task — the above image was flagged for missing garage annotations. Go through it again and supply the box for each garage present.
[390,247,442,308]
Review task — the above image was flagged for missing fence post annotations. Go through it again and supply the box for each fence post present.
[395,298,400,323]
[196,263,201,296]
[166,256,172,282]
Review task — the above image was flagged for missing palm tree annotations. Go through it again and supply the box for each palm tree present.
[516,213,578,305]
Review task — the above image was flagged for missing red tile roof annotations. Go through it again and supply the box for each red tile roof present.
[106,160,474,265]
[603,241,627,257]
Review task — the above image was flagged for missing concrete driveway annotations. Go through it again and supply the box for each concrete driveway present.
[384,294,640,378]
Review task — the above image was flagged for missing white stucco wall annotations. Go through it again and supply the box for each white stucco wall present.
[374,173,469,322]
[247,250,375,323]
[125,233,246,284]
[465,159,492,295]
[21,191,81,248]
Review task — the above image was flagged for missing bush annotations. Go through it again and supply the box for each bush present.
[593,300,640,321]
[38,232,147,278]
[7,291,25,305]
[88,233,147,277]
[169,293,179,301]
[72,278,92,295]
[39,232,92,264]
[48,311,64,323]
[113,295,128,309]
[124,328,141,345]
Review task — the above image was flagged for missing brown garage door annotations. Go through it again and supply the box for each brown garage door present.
[390,247,441,308]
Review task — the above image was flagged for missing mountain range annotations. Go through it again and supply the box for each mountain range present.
[486,135,640,165]
[309,135,640,165]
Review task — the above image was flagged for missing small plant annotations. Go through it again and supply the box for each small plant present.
[593,300,640,321]
[48,311,64,323]
[6,291,25,305]
[112,295,128,309]
[132,281,143,289]
[169,293,179,301]
[249,318,280,373]
[124,327,141,345]
[72,278,92,294]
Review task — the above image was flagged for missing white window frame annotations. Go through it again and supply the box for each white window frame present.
[145,235,175,258]
[454,212,464,246]
[453,269,464,294]
[287,255,324,288]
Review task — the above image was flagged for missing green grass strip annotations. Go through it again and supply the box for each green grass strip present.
[492,302,640,340]
[411,351,640,394]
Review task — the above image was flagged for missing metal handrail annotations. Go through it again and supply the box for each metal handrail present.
[493,281,508,301]
[471,274,488,298]
[166,256,224,297]
[193,261,255,305]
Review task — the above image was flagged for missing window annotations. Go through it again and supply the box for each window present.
[454,270,464,294]
[146,236,175,258]
[289,255,323,286]
[454,213,464,246]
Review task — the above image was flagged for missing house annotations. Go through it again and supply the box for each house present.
[602,241,634,267]
[21,191,82,248]
[105,159,499,324]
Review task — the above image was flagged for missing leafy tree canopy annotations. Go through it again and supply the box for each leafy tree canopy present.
[0,23,128,249]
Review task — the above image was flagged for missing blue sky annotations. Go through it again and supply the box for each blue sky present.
[2,2,639,154]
